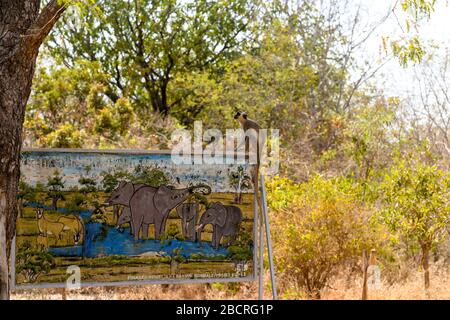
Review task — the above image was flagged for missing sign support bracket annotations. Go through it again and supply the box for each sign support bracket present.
[258,174,277,300]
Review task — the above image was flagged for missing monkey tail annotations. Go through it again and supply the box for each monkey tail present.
[252,163,265,223]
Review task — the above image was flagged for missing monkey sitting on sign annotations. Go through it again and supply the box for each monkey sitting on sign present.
[234,111,265,164]
[233,111,265,210]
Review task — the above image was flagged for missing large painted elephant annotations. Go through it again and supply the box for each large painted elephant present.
[105,181,211,240]
[196,202,242,249]
[176,203,199,241]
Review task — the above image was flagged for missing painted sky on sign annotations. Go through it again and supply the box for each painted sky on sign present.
[21,151,254,193]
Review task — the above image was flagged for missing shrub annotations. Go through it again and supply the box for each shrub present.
[267,175,386,299]
[16,242,54,283]
[378,160,450,290]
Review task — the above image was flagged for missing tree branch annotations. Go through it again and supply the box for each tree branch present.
[23,0,68,50]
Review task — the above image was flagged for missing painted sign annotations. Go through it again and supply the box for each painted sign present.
[13,149,256,288]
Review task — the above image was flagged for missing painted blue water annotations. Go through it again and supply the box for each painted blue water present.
[48,245,83,256]
[25,202,229,258]
[81,221,228,258]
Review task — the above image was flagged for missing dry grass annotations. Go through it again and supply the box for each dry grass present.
[321,266,450,300]
[12,282,259,300]
[12,265,450,300]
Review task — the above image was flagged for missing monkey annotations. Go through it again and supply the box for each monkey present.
[233,111,263,162]
[233,111,265,216]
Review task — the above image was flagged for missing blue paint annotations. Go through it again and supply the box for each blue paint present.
[48,246,83,256]
[27,202,229,258]
[81,221,228,258]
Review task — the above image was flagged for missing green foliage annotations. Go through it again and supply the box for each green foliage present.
[100,171,133,192]
[169,247,186,264]
[228,166,252,201]
[379,160,450,250]
[338,95,399,191]
[17,0,450,298]
[78,166,97,194]
[80,254,171,267]
[47,0,256,117]
[268,175,387,299]
[18,180,37,203]
[384,0,436,66]
[186,193,209,209]
[16,242,55,283]
[24,60,138,148]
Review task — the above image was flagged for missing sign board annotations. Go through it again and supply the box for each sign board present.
[13,148,256,288]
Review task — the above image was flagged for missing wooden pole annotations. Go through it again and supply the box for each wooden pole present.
[362,250,369,300]
[362,249,377,300]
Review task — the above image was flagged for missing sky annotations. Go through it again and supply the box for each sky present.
[353,0,450,98]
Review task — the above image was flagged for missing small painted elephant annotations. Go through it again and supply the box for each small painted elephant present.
[116,207,150,237]
[196,202,242,249]
[176,203,199,241]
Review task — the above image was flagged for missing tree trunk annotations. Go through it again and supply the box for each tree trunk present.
[0,0,67,300]
[160,83,169,116]
[421,243,430,291]
[361,250,369,300]
[52,197,58,211]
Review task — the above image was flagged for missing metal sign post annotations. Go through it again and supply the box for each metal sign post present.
[258,174,277,300]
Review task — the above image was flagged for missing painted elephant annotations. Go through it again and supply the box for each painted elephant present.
[105,181,211,240]
[196,202,242,249]
[176,203,199,241]
[108,182,150,236]
[115,206,152,238]
[116,207,149,237]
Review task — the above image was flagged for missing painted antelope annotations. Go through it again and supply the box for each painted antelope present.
[36,208,84,246]
[57,215,85,244]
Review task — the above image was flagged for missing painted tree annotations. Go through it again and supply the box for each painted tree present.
[380,160,450,291]
[78,166,97,194]
[228,166,251,204]
[133,165,169,186]
[0,0,69,300]
[17,180,36,218]
[46,169,65,210]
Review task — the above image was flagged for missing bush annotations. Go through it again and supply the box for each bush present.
[378,160,450,290]
[16,242,54,283]
[267,175,386,299]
